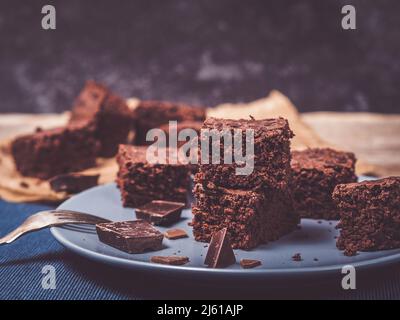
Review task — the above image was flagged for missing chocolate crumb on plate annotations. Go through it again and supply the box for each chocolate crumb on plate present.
[165,228,188,239]
[240,259,262,269]
[204,228,236,268]
[292,253,303,262]
[135,200,185,226]
[150,256,189,266]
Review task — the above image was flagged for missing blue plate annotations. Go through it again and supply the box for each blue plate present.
[51,177,400,281]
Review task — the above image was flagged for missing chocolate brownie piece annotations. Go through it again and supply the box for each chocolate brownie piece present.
[116,145,190,208]
[96,220,164,254]
[11,124,99,179]
[195,117,294,191]
[333,177,400,256]
[132,100,206,145]
[192,183,299,250]
[69,80,132,157]
[291,148,357,220]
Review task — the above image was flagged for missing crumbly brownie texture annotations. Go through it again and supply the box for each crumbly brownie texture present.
[11,124,99,179]
[69,80,132,157]
[132,100,206,145]
[333,177,400,256]
[291,148,357,220]
[192,183,299,250]
[195,117,294,190]
[116,145,190,208]
[49,173,99,194]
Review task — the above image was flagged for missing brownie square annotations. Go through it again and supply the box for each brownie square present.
[333,177,400,256]
[116,145,190,208]
[132,100,206,145]
[192,182,299,250]
[11,124,99,179]
[69,80,132,157]
[291,148,357,220]
[96,220,164,253]
[195,117,294,190]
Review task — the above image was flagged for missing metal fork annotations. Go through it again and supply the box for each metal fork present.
[0,209,110,245]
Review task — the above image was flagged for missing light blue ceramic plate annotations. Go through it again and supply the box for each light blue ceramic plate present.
[51,177,400,281]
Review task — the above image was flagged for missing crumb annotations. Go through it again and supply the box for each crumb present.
[317,221,322,224]
[292,253,302,262]
[20,181,29,188]
[313,258,319,262]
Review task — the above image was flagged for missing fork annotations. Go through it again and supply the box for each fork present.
[0,209,110,245]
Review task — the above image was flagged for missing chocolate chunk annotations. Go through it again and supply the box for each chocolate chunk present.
[96,220,163,254]
[20,181,29,189]
[150,255,189,266]
[240,259,262,269]
[292,253,302,262]
[165,228,188,240]
[49,173,99,193]
[135,200,185,225]
[204,228,236,268]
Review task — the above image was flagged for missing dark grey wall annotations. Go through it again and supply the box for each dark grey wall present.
[0,0,399,113]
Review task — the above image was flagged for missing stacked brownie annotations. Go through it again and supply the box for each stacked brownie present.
[291,148,357,220]
[132,100,206,145]
[192,117,299,250]
[333,177,400,256]
[116,145,190,208]
[69,80,132,157]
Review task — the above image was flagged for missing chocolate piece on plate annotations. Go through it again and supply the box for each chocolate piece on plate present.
[150,255,189,266]
[204,228,236,268]
[49,173,99,194]
[240,259,262,269]
[96,220,163,254]
[135,200,185,225]
[165,228,188,240]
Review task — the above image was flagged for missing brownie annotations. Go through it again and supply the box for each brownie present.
[192,183,299,250]
[96,220,164,254]
[195,117,294,191]
[291,148,357,220]
[69,80,132,157]
[116,145,190,208]
[132,100,206,145]
[11,123,99,179]
[333,177,400,256]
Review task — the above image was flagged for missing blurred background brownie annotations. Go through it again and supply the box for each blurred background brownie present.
[291,148,357,220]
[116,145,190,208]
[69,80,132,157]
[11,123,99,179]
[333,177,400,256]
[132,100,206,145]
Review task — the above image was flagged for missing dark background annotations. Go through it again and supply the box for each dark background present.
[0,0,399,113]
